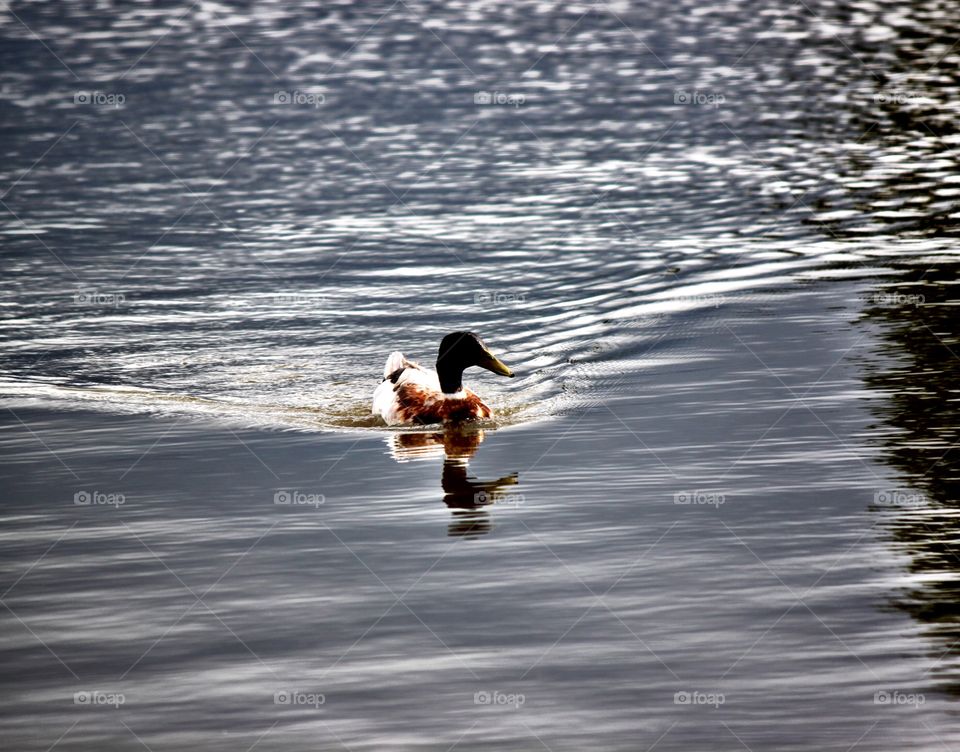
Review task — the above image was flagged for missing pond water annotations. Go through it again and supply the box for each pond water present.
[2,0,960,749]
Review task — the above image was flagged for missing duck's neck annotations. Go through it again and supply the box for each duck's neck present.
[436,362,464,395]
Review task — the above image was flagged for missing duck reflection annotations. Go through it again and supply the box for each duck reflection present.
[386,428,519,537]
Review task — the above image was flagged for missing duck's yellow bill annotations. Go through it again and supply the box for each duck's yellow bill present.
[479,351,514,377]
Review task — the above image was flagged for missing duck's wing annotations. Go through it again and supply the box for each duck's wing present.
[372,352,442,423]
[377,352,440,390]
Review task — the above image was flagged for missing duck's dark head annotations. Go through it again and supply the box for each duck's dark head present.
[436,332,514,394]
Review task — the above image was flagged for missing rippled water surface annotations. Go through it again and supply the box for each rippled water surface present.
[3,1,960,749]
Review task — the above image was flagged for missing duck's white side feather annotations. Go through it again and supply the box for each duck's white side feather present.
[382,351,407,379]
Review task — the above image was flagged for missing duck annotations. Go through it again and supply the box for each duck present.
[372,332,514,425]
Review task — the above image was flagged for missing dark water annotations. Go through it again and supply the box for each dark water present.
[2,1,960,749]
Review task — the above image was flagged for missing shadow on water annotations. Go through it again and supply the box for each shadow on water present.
[860,258,960,694]
[387,428,520,537]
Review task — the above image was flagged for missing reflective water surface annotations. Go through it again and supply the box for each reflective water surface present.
[2,0,960,749]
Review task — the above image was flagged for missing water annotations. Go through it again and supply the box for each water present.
[2,1,960,749]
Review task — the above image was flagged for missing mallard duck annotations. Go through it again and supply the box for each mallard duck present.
[372,332,514,425]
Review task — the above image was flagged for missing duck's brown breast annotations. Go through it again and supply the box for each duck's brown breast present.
[394,384,492,424]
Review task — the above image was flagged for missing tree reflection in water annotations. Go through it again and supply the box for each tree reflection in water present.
[861,257,960,694]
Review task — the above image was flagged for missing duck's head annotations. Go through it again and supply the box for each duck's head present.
[436,331,514,394]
